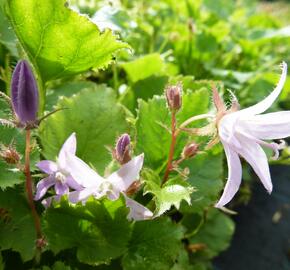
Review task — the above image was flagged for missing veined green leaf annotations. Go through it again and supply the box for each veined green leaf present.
[39,84,130,173]
[122,217,184,270]
[44,198,131,265]
[6,0,129,82]
[142,169,194,216]
[0,189,36,261]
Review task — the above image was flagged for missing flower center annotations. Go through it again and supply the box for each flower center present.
[55,171,67,184]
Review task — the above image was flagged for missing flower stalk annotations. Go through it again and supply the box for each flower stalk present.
[162,111,177,186]
[24,129,42,245]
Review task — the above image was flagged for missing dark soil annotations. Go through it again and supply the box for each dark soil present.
[214,165,290,270]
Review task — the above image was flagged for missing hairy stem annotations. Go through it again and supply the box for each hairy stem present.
[162,111,177,186]
[25,130,42,242]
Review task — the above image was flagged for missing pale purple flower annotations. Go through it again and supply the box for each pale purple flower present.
[66,153,153,220]
[11,60,39,125]
[35,133,82,201]
[215,62,288,208]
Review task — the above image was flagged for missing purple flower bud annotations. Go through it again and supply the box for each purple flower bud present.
[165,84,182,112]
[182,142,199,159]
[11,60,39,125]
[115,133,131,164]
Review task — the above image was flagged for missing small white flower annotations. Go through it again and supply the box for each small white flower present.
[215,62,288,208]
[66,153,153,221]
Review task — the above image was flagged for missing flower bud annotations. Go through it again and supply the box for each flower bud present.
[11,60,39,126]
[36,236,47,249]
[0,144,20,164]
[182,142,199,159]
[125,181,141,196]
[115,133,131,164]
[165,84,182,111]
[0,208,11,224]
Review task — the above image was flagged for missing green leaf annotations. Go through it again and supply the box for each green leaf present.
[39,261,73,270]
[189,209,235,259]
[39,84,130,173]
[45,81,96,111]
[0,188,36,261]
[136,88,210,171]
[120,75,168,113]
[121,54,165,83]
[44,198,131,265]
[180,147,224,213]
[0,4,18,56]
[122,217,184,270]
[6,0,129,82]
[142,169,193,216]
[170,249,194,270]
[0,161,24,190]
[0,124,39,189]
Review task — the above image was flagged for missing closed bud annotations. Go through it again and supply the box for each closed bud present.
[36,236,47,249]
[0,144,20,164]
[182,142,199,159]
[125,181,141,196]
[11,60,39,126]
[165,84,182,111]
[115,133,131,164]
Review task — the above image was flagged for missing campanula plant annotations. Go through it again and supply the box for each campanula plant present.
[0,0,289,269]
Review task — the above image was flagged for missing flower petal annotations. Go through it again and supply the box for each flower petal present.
[237,135,273,193]
[36,160,58,174]
[239,62,287,116]
[215,141,242,208]
[239,111,290,140]
[65,153,103,188]
[68,187,101,204]
[34,177,55,200]
[66,175,83,190]
[107,154,144,193]
[55,182,69,196]
[58,133,77,169]
[41,195,61,208]
[124,195,153,221]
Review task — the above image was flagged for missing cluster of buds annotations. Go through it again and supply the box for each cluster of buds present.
[0,142,21,165]
[165,83,182,112]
